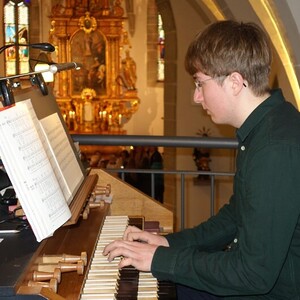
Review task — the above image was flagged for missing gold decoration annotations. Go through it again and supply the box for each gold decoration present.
[81,88,96,100]
[79,12,97,34]
[49,2,140,135]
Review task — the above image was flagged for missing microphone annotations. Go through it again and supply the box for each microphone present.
[0,62,82,81]
[0,42,55,54]
[49,62,82,74]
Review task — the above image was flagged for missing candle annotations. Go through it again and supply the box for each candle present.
[103,111,107,119]
[99,111,103,119]
[69,111,75,119]
[108,114,112,125]
[118,114,122,125]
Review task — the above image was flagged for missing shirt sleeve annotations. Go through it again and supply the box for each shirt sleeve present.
[151,145,300,296]
[165,197,237,251]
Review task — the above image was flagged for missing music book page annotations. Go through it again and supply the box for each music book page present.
[0,100,71,242]
[39,113,84,204]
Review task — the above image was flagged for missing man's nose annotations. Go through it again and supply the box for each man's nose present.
[193,88,204,104]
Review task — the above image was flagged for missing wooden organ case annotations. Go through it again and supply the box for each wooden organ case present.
[0,168,174,299]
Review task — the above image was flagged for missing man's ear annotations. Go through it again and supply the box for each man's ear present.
[228,72,245,95]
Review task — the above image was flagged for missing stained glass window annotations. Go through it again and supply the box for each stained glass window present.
[157,13,165,82]
[4,0,30,76]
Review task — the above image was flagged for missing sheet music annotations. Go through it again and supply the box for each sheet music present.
[39,113,84,204]
[0,101,71,242]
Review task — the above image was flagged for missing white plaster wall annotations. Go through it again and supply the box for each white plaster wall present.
[168,1,235,228]
[286,0,300,32]
[123,1,164,136]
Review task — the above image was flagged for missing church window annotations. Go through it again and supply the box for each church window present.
[4,0,30,76]
[157,13,165,82]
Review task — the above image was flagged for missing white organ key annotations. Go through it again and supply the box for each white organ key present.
[81,293,116,300]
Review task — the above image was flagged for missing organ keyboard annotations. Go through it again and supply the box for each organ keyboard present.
[0,169,175,299]
[80,215,176,300]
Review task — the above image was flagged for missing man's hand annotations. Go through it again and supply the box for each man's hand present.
[102,226,169,271]
[123,225,169,247]
[103,240,158,271]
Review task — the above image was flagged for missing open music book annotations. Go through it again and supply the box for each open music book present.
[0,99,84,242]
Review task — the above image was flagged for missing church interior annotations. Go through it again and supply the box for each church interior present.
[0,1,300,297]
[1,0,300,227]
[0,0,300,226]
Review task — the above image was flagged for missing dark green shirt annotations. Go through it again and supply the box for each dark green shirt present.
[151,89,300,299]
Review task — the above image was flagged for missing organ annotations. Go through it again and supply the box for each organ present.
[0,169,175,299]
[0,82,174,299]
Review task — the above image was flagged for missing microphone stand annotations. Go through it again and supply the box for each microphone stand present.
[0,43,55,106]
[0,69,52,107]
[0,68,52,81]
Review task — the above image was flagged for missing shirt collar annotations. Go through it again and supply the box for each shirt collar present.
[236,89,285,143]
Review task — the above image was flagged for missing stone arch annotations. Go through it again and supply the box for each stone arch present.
[147,0,177,211]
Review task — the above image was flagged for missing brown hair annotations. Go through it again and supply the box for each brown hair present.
[185,20,272,96]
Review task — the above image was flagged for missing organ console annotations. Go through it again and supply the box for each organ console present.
[0,169,175,299]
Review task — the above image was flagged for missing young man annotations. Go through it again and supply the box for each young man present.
[103,20,300,299]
